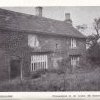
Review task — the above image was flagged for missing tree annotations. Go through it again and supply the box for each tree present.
[76,19,100,65]
[87,18,100,47]
[76,24,87,31]
[87,18,100,65]
[76,24,87,34]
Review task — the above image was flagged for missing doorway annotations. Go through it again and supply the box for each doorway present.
[10,59,21,79]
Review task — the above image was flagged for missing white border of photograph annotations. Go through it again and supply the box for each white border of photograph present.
[0,0,100,100]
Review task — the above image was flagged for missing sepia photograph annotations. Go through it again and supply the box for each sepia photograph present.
[0,6,100,93]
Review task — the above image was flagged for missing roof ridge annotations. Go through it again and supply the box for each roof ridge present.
[0,8,66,23]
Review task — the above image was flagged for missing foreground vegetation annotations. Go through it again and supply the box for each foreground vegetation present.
[0,66,100,91]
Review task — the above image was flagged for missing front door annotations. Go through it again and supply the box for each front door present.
[10,60,21,79]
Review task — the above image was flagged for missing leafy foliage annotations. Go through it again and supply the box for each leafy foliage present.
[31,69,47,79]
[1,68,100,91]
[58,58,71,73]
[87,18,100,64]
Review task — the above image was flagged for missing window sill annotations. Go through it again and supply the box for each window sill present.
[70,47,78,49]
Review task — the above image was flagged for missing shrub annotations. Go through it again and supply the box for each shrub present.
[46,69,64,75]
[31,69,47,79]
[31,72,41,79]
[58,58,71,73]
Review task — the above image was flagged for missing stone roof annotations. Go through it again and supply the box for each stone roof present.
[0,8,86,38]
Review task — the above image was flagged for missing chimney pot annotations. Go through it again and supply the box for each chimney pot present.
[65,13,72,24]
[35,7,43,17]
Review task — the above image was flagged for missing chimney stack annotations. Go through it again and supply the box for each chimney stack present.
[35,7,43,17]
[65,13,72,25]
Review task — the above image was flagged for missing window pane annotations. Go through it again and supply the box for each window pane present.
[71,56,80,67]
[71,38,76,48]
[31,55,48,71]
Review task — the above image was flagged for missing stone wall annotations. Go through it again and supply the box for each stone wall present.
[0,30,29,80]
[0,29,86,81]
[35,34,86,69]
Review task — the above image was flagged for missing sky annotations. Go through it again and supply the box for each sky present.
[2,6,100,36]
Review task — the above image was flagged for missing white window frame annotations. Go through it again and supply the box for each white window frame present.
[71,56,80,67]
[31,55,48,71]
[71,38,77,49]
[28,34,39,48]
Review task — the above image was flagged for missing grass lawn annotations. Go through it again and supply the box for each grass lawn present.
[0,67,100,91]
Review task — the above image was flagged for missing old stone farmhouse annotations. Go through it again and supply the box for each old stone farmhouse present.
[0,7,86,81]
